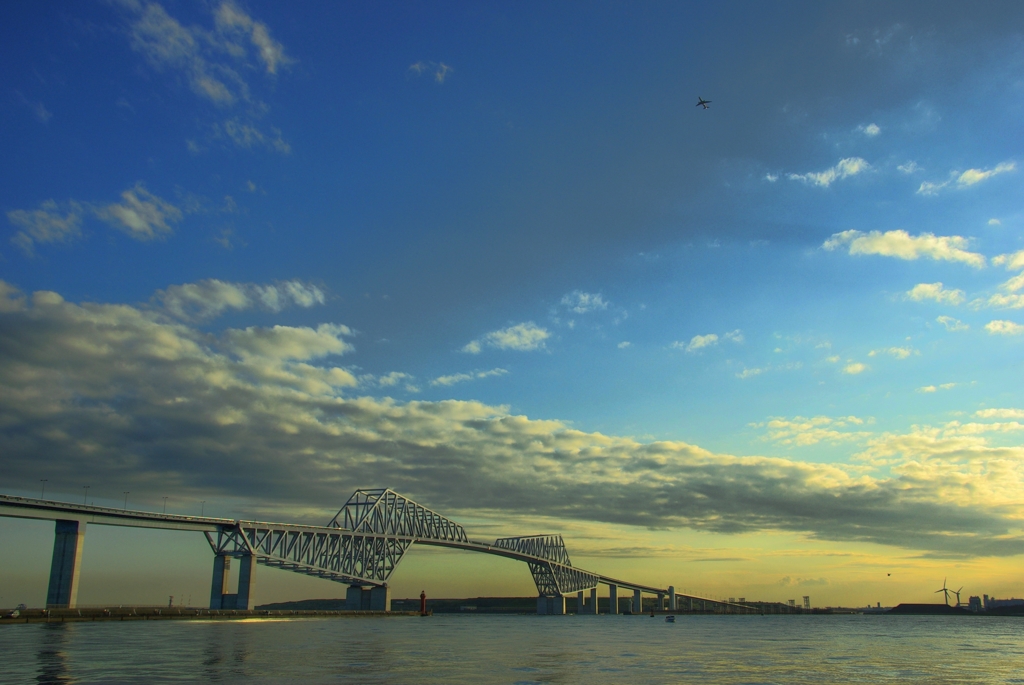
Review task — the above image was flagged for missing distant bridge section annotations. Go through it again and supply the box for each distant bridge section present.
[0,490,757,615]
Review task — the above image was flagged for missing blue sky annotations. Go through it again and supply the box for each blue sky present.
[2,1,1023,606]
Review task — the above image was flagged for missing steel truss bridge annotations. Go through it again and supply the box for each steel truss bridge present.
[0,489,755,615]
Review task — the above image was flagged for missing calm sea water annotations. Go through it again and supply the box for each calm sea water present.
[2,613,1023,684]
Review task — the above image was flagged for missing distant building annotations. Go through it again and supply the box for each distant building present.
[803,596,810,610]
[968,596,982,612]
[984,596,1024,610]
[787,599,796,607]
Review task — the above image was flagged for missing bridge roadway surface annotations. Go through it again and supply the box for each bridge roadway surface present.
[0,493,748,610]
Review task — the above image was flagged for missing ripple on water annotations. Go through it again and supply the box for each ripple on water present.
[3,614,1024,684]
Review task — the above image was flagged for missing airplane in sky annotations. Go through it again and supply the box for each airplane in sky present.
[696,97,711,109]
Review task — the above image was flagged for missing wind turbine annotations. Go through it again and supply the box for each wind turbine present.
[935,578,952,606]
[953,587,963,607]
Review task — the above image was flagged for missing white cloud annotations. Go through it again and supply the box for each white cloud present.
[617,341,631,349]
[8,200,83,255]
[985,320,1024,335]
[986,293,1024,309]
[823,230,985,268]
[156,279,325,321]
[225,323,353,361]
[409,61,453,84]
[431,368,508,387]
[975,408,1024,420]
[843,362,867,375]
[917,161,1015,195]
[906,282,965,305]
[858,123,880,136]
[217,118,291,154]
[736,362,802,379]
[378,372,412,388]
[96,184,182,240]
[957,162,1016,187]
[126,1,235,105]
[463,322,550,353]
[988,218,1001,226]
[993,250,1024,272]
[936,316,968,332]
[788,157,870,188]
[214,1,291,75]
[764,173,778,182]
[897,161,920,174]
[986,258,1024,309]
[678,333,718,353]
[671,330,740,353]
[123,0,289,106]
[868,347,916,360]
[916,179,949,195]
[918,383,956,394]
[756,415,870,447]
[561,290,609,314]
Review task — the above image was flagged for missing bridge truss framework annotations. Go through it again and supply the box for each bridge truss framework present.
[0,489,757,615]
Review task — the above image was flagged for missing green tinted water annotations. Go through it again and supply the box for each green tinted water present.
[3,613,1023,684]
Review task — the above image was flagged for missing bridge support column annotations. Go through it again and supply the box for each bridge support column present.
[210,555,234,609]
[536,595,565,615]
[346,585,368,610]
[369,585,391,612]
[669,586,676,611]
[590,587,598,614]
[632,588,642,614]
[657,592,665,611]
[234,554,256,610]
[577,590,584,613]
[46,519,86,609]
[608,584,618,614]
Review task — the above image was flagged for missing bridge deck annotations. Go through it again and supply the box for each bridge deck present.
[0,494,748,609]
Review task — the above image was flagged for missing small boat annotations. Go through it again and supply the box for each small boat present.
[665,615,675,623]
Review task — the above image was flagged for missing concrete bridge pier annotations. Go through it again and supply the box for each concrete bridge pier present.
[210,555,231,609]
[346,584,367,610]
[657,592,665,611]
[632,588,642,614]
[669,586,676,611]
[370,586,391,611]
[608,584,618,614]
[577,590,584,613]
[235,554,256,610]
[537,595,565,614]
[46,519,86,609]
[210,554,256,609]
[589,587,598,614]
[346,585,391,611]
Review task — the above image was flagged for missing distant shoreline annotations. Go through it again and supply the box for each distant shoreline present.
[0,607,418,624]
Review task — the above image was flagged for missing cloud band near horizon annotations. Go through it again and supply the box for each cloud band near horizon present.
[1,280,1023,558]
